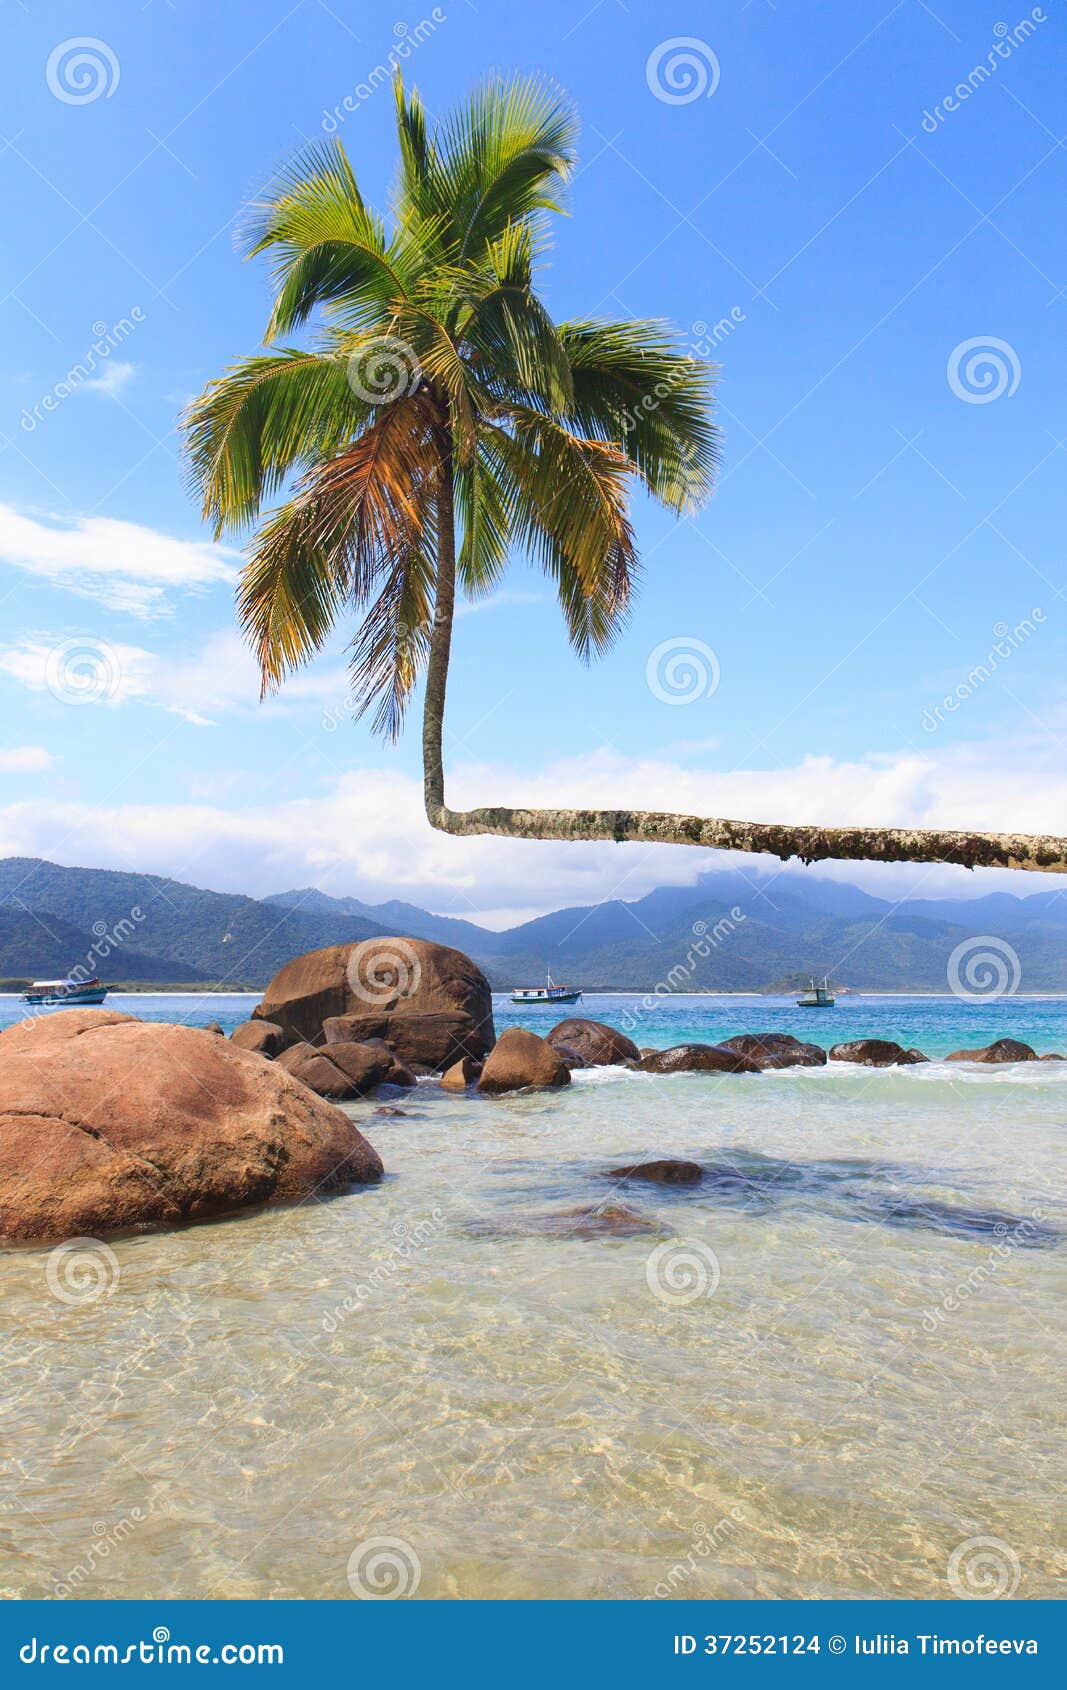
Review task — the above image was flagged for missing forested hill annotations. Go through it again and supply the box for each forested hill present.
[1,856,1062,992]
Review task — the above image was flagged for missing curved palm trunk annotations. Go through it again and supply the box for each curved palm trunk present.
[424,466,1066,874]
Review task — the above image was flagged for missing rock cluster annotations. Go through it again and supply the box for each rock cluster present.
[251,937,495,1064]
[229,937,497,1099]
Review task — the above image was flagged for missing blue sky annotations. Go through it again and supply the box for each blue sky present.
[0,0,1064,924]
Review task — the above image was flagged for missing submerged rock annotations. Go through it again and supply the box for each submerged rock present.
[230,1018,284,1058]
[468,1201,664,1241]
[0,1008,382,1244]
[477,1027,571,1094]
[546,1017,640,1067]
[945,1038,1038,1064]
[606,1159,703,1186]
[870,1195,1059,1247]
[254,937,494,1067]
[636,1043,759,1075]
[829,1039,927,1067]
[720,1032,826,1069]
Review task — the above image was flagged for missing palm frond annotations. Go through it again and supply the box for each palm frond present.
[243,138,410,339]
[237,397,436,693]
[560,318,721,513]
[183,350,366,536]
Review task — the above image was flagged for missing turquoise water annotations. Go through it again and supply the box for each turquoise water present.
[494,991,1067,1060]
[1,991,1064,1600]
[3,989,1064,1058]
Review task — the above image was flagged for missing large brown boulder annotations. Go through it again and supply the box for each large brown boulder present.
[276,1039,396,1098]
[230,1018,284,1057]
[546,1017,640,1067]
[255,937,494,1068]
[636,1043,759,1075]
[0,1008,382,1244]
[477,1027,571,1094]
[829,1039,928,1067]
[945,1038,1037,1064]
[720,1032,826,1069]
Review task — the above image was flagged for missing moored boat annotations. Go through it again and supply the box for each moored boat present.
[20,976,109,1007]
[796,976,835,1008]
[510,970,582,1007]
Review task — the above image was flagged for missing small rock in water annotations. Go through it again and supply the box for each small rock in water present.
[440,1054,484,1091]
[477,1027,571,1093]
[606,1159,703,1187]
[945,1038,1037,1064]
[546,1017,640,1067]
[720,1032,826,1069]
[829,1039,927,1067]
[373,1105,409,1118]
[636,1044,759,1075]
[231,1019,284,1058]
[202,1021,225,1036]
[276,1039,395,1098]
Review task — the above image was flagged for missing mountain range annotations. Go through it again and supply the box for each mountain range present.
[0,855,1063,993]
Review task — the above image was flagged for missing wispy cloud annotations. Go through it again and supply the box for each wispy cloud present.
[0,737,1060,922]
[0,745,53,775]
[0,504,237,618]
[0,628,346,726]
[82,360,136,398]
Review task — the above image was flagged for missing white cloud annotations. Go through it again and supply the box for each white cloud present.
[0,504,237,618]
[82,361,135,397]
[0,739,1062,924]
[0,628,347,726]
[0,745,53,774]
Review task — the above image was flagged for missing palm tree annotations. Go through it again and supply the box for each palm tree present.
[184,74,1064,876]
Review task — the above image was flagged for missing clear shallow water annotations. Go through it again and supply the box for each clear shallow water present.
[1,993,1064,1600]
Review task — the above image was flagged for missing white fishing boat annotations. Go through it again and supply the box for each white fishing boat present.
[796,976,835,1008]
[510,969,582,1006]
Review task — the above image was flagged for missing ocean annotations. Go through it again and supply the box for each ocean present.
[1,992,1063,1600]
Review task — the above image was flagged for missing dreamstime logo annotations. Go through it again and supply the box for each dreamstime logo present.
[920,10,1047,132]
[45,638,123,706]
[619,911,747,1034]
[646,636,720,705]
[646,38,720,105]
[46,38,120,105]
[947,1535,1021,1599]
[345,938,422,1006]
[947,935,1021,1001]
[45,1239,120,1305]
[947,337,1020,404]
[321,11,447,131]
[346,1536,421,1599]
[645,1239,720,1306]
[921,609,1044,734]
[346,337,421,404]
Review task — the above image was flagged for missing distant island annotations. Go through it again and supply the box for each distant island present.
[1,856,1065,995]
